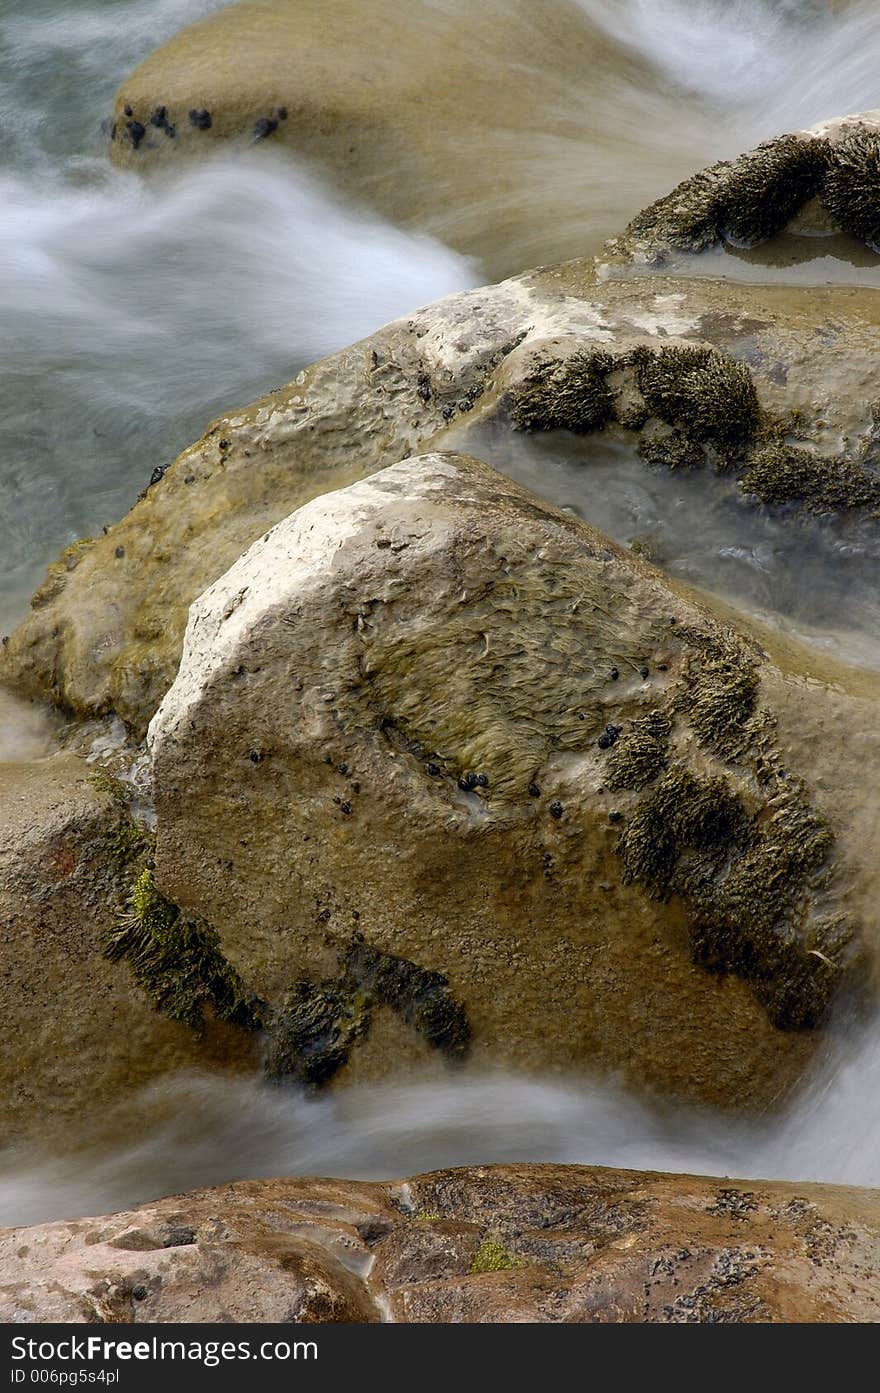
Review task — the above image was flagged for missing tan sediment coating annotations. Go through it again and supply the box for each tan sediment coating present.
[0,755,259,1143]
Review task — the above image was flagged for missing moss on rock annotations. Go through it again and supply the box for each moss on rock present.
[605,710,671,791]
[740,441,880,515]
[263,979,371,1088]
[638,428,706,472]
[509,350,615,433]
[469,1240,526,1274]
[264,940,470,1089]
[104,864,264,1032]
[618,756,851,1030]
[511,343,760,470]
[630,345,760,459]
[618,767,748,900]
[822,130,880,248]
[626,135,831,252]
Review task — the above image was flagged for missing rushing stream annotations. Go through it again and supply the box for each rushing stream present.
[3,0,880,1224]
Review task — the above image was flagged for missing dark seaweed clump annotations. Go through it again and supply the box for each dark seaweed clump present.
[617,767,847,1028]
[630,345,760,458]
[741,441,880,515]
[509,350,615,432]
[105,866,264,1032]
[264,939,470,1088]
[626,135,831,252]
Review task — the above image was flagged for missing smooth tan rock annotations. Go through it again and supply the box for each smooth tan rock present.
[6,265,880,737]
[144,453,876,1109]
[3,1163,879,1323]
[106,0,666,275]
[0,752,257,1142]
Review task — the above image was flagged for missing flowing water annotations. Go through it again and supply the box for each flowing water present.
[3,0,880,1223]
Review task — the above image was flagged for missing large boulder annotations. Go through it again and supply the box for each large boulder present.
[0,753,259,1142]
[146,452,876,1109]
[3,1163,879,1323]
[5,258,880,736]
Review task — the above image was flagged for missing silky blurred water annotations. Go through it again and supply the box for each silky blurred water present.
[1,996,876,1226]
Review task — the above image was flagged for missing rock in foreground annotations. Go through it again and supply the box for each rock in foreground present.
[6,255,880,735]
[3,1163,879,1323]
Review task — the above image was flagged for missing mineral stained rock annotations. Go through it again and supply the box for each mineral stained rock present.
[3,1163,879,1323]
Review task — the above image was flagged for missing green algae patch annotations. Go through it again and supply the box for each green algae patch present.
[469,1240,526,1274]
[105,864,264,1033]
[626,135,831,253]
[741,441,880,515]
[509,350,615,433]
[265,939,471,1089]
[822,130,880,249]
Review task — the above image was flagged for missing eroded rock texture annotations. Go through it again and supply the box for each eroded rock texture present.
[3,1164,879,1323]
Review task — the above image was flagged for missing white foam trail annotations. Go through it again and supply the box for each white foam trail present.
[0,690,58,763]
[581,0,880,143]
[0,0,228,73]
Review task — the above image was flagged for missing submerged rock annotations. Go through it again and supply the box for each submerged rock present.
[0,754,259,1141]
[145,453,875,1107]
[3,1163,879,1323]
[102,0,658,273]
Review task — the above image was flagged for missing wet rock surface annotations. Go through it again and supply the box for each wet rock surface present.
[3,92,880,1153]
[6,260,880,736]
[3,1163,878,1323]
[144,452,877,1107]
[0,754,259,1143]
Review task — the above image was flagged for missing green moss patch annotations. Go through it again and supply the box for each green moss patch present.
[104,865,264,1032]
[469,1240,526,1274]
[265,939,470,1088]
